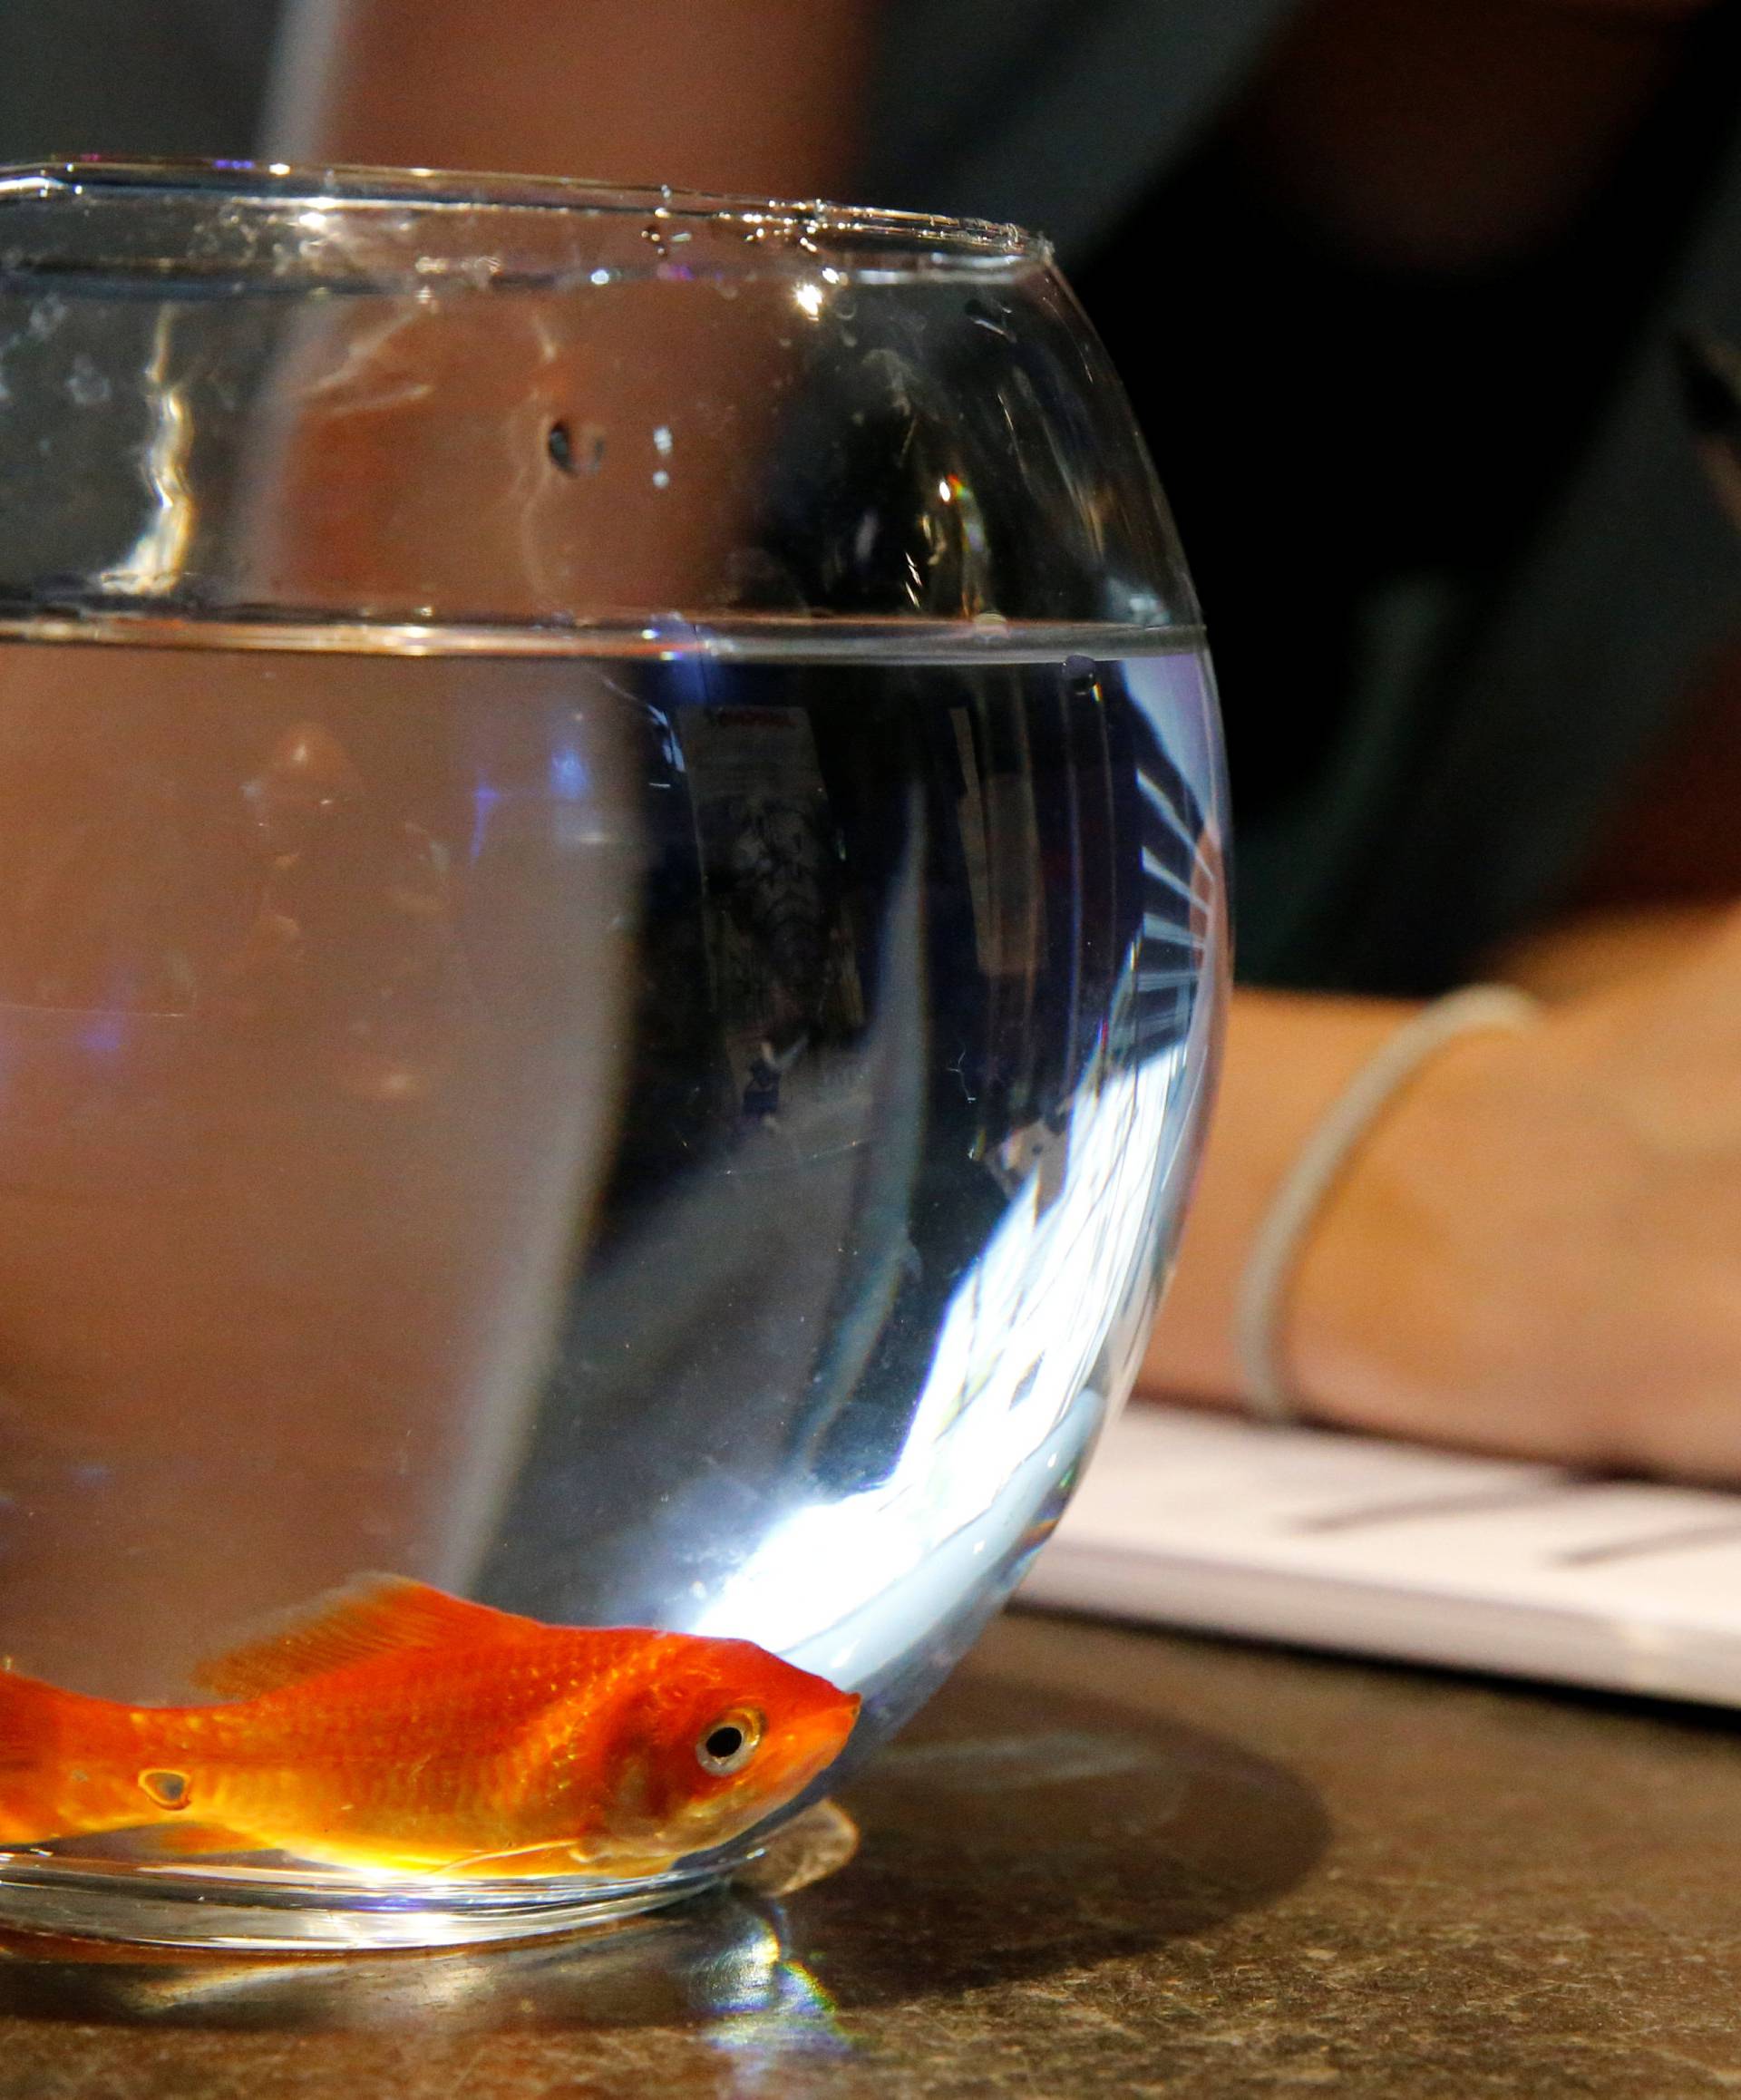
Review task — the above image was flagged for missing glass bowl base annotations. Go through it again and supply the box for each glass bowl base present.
[0,1852,734,1954]
[0,1802,859,1953]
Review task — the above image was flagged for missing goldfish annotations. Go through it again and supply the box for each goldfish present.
[0,1576,860,1878]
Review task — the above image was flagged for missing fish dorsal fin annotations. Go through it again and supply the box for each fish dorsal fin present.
[190,1575,542,1699]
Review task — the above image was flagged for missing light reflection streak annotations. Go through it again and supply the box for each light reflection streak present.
[467,779,502,862]
[549,747,589,800]
[705,1950,854,2067]
[77,1015,127,1057]
[694,1006,1187,1678]
[98,310,195,597]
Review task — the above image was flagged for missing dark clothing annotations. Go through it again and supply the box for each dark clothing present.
[867,1,1741,992]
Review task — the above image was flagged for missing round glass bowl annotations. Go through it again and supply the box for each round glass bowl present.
[0,159,1227,1949]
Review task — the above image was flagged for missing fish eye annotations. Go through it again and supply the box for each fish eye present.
[696,1707,764,1776]
[139,1768,191,1811]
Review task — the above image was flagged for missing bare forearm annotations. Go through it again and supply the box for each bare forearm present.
[1147,906,1722,1412]
[1142,987,1415,1404]
[1143,981,1622,1463]
[271,0,874,195]
[1146,899,1741,1483]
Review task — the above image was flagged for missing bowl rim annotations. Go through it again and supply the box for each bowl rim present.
[0,157,1052,267]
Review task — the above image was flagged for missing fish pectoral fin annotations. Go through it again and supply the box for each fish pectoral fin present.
[574,1853,681,1882]
[439,1842,589,1880]
[146,1822,269,1858]
[190,1575,545,1698]
[436,1842,675,1881]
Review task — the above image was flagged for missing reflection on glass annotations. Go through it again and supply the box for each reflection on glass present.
[0,161,1228,1948]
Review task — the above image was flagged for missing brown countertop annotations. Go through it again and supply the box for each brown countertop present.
[2,1606,1738,2098]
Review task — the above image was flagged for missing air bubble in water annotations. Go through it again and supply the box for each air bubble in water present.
[67,356,110,408]
[547,420,607,476]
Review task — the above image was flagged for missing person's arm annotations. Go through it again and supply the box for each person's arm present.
[1143,990,1414,1405]
[255,0,878,622]
[1148,902,1741,1480]
[269,0,873,195]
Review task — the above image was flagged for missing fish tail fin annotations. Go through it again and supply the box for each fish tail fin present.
[0,1667,132,1846]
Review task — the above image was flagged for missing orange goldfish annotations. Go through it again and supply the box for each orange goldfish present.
[0,1576,860,1877]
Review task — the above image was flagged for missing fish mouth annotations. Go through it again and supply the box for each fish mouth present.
[764,1696,861,1794]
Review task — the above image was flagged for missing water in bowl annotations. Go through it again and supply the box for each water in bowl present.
[0,613,1224,1946]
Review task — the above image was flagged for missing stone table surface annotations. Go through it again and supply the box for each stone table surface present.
[2,1606,1739,2098]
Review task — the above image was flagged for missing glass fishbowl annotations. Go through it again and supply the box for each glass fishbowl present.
[0,159,1227,1949]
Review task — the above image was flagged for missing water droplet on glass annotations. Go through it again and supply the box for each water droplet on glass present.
[965,297,1016,341]
[66,355,110,408]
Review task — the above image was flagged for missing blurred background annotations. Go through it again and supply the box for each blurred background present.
[8,0,1741,1003]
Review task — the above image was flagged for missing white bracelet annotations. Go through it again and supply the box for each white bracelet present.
[1235,984,1543,1426]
